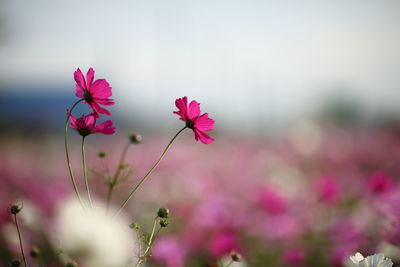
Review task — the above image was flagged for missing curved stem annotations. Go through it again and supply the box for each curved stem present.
[64,99,85,209]
[115,126,187,216]
[107,142,132,210]
[14,214,28,267]
[82,136,93,209]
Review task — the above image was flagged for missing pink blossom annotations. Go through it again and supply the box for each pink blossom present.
[282,248,305,265]
[74,68,114,118]
[173,96,215,144]
[153,236,186,267]
[315,176,341,205]
[69,113,116,137]
[258,187,287,215]
[208,230,242,258]
[367,171,395,195]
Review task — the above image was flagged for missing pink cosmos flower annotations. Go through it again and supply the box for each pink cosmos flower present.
[315,176,341,205]
[173,96,215,144]
[74,68,114,117]
[367,171,395,195]
[258,187,287,215]
[70,113,116,137]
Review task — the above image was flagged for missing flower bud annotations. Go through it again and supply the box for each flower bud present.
[8,259,21,267]
[30,246,40,258]
[9,205,22,215]
[160,219,169,227]
[157,207,169,219]
[119,162,129,170]
[97,151,108,158]
[230,251,241,262]
[129,133,142,144]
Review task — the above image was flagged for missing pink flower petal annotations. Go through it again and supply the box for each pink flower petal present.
[74,68,86,90]
[90,102,112,117]
[174,97,188,120]
[93,120,116,135]
[69,114,78,129]
[94,98,115,106]
[194,128,214,144]
[194,113,214,131]
[188,100,200,120]
[86,68,95,89]
[90,79,112,98]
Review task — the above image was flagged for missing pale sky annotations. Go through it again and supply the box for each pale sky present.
[1,0,400,131]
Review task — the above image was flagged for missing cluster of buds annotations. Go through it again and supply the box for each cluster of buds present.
[157,207,169,228]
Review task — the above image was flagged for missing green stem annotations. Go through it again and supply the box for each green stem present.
[82,136,92,209]
[115,126,187,216]
[107,142,132,210]
[226,260,234,267]
[64,99,85,209]
[14,214,28,267]
[136,217,160,267]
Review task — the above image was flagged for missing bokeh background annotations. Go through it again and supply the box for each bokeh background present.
[1,1,400,266]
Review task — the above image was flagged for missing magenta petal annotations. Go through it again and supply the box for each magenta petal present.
[69,114,78,129]
[91,102,112,117]
[188,100,201,120]
[194,113,214,131]
[174,97,188,119]
[91,79,112,98]
[95,98,115,106]
[83,114,96,128]
[74,68,86,90]
[93,120,116,135]
[75,86,84,98]
[193,128,214,144]
[86,68,95,89]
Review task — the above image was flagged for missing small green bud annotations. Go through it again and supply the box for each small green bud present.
[129,133,142,144]
[129,222,140,230]
[230,251,241,262]
[119,162,129,169]
[97,151,107,158]
[9,205,22,215]
[9,259,21,267]
[30,246,40,258]
[66,260,78,267]
[159,219,169,227]
[157,207,169,218]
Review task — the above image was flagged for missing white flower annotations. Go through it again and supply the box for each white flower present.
[350,252,393,267]
[55,198,138,267]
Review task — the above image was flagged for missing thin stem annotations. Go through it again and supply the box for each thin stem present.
[82,136,93,209]
[64,99,85,209]
[115,126,187,216]
[14,214,28,267]
[136,217,160,267]
[107,142,132,210]
[226,260,234,267]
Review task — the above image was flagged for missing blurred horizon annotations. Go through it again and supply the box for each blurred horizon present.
[1,0,400,135]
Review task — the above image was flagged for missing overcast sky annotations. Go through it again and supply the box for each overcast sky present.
[1,0,400,131]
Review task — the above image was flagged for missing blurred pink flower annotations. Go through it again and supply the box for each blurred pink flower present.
[153,236,186,267]
[282,248,305,265]
[315,176,341,205]
[208,230,242,259]
[174,96,215,144]
[70,113,116,137]
[74,67,114,117]
[258,187,287,215]
[367,171,395,195]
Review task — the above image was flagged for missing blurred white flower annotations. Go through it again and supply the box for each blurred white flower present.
[55,198,138,267]
[350,252,393,267]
